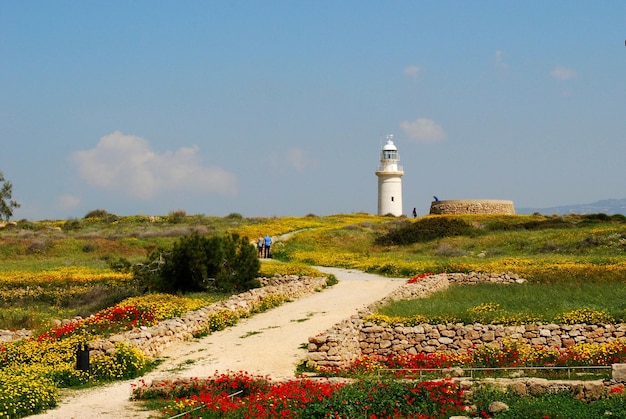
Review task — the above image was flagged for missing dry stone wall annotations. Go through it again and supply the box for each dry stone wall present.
[453,376,622,403]
[430,199,515,215]
[358,322,626,358]
[307,272,626,368]
[87,275,329,357]
[0,328,31,343]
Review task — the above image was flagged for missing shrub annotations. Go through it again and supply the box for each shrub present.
[81,242,97,253]
[166,209,187,224]
[325,273,338,287]
[133,232,260,293]
[27,239,49,254]
[84,209,109,219]
[375,217,474,245]
[581,213,611,222]
[83,209,118,223]
[62,218,81,231]
[15,219,37,230]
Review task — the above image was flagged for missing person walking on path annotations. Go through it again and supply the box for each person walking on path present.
[264,234,272,258]
[257,235,265,258]
[412,208,417,218]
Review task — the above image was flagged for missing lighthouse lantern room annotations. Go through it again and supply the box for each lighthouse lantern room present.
[375,135,404,216]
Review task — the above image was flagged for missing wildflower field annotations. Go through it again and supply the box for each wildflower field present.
[131,370,626,419]
[313,338,626,379]
[1,212,626,417]
[132,371,468,419]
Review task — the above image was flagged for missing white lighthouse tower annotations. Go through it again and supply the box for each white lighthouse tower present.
[376,135,404,216]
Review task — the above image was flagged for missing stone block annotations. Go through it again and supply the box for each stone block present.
[583,382,605,399]
[307,352,327,361]
[531,337,546,346]
[428,329,441,339]
[613,364,626,382]
[509,382,527,395]
[380,340,392,349]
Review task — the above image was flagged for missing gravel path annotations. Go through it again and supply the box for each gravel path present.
[31,267,406,419]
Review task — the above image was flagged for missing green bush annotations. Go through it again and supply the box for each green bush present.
[62,218,81,231]
[167,209,187,224]
[83,209,118,223]
[133,232,260,293]
[375,217,474,245]
[84,209,110,219]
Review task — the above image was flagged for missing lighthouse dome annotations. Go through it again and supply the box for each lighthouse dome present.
[382,139,397,151]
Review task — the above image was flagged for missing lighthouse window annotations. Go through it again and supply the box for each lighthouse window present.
[391,197,394,202]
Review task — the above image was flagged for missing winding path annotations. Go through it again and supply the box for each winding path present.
[30,267,406,419]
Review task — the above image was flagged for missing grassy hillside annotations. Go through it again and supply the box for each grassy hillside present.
[274,213,626,283]
[1,211,625,330]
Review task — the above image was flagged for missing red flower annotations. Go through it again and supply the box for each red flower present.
[407,272,434,284]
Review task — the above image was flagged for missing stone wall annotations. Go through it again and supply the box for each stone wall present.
[358,322,626,358]
[453,376,623,403]
[306,272,626,368]
[429,199,515,215]
[0,328,31,343]
[85,275,329,357]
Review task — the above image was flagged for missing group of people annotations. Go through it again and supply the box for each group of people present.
[257,234,272,258]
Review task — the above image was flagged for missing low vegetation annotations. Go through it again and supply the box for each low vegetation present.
[1,210,626,417]
[373,281,626,325]
[131,232,260,293]
[131,370,626,419]
[276,213,626,283]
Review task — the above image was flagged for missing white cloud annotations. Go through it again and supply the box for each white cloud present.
[400,118,446,143]
[57,194,81,210]
[269,147,316,173]
[286,148,313,173]
[551,66,577,81]
[71,131,237,199]
[403,65,422,81]
[494,50,508,71]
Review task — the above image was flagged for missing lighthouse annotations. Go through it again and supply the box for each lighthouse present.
[375,135,404,216]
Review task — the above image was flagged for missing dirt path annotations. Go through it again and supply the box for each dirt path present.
[31,267,406,419]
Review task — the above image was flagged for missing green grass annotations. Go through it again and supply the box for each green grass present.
[276,214,626,281]
[472,386,626,419]
[3,213,626,418]
[2,212,626,328]
[377,282,626,324]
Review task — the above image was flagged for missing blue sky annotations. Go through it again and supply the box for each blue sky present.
[1,1,625,221]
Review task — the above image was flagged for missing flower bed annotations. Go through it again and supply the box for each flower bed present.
[0,274,329,418]
[313,338,626,378]
[132,371,467,419]
[307,272,626,368]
